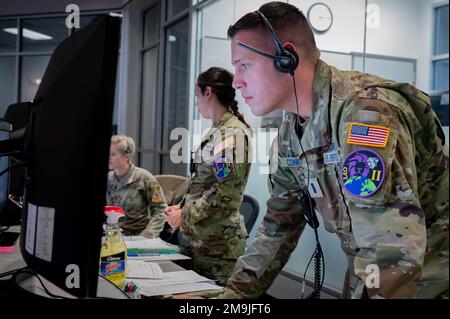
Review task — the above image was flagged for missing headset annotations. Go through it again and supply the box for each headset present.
[237,11,299,76]
[237,10,324,299]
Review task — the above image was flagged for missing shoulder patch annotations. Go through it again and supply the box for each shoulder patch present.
[347,122,390,148]
[340,148,385,197]
[212,158,233,180]
[151,187,164,203]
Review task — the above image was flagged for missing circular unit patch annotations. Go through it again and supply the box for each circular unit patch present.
[212,161,233,180]
[340,148,385,197]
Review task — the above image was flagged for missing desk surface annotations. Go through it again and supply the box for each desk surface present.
[0,227,213,299]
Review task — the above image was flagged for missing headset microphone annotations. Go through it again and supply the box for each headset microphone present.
[237,41,294,70]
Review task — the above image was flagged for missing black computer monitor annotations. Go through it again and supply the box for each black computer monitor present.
[0,120,12,225]
[0,15,120,298]
[0,102,33,227]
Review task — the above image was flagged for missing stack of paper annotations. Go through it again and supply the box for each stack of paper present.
[126,260,164,279]
[131,270,223,297]
[124,236,179,256]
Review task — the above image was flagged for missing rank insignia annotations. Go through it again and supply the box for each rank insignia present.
[340,148,385,197]
[347,122,390,148]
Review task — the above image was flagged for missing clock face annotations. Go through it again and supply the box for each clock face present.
[307,3,333,33]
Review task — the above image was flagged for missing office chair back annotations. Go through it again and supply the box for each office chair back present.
[154,174,189,205]
[240,194,259,234]
[154,174,189,245]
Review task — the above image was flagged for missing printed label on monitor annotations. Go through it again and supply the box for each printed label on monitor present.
[35,206,55,262]
[25,203,37,254]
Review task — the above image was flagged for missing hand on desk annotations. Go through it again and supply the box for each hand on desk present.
[164,205,182,230]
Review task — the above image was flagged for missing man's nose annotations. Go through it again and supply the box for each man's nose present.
[232,76,244,90]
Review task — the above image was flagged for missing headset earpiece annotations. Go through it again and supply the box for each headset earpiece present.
[255,10,300,76]
[274,46,299,76]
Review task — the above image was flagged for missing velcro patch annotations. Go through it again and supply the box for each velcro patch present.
[347,122,390,148]
[151,187,164,203]
[340,148,385,197]
[212,160,233,180]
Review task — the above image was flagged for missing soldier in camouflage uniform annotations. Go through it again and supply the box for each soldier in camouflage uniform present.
[165,67,252,286]
[107,135,167,238]
[218,2,448,299]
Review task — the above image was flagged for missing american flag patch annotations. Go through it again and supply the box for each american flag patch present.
[346,122,390,148]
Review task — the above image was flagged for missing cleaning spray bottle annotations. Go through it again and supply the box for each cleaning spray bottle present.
[99,206,127,289]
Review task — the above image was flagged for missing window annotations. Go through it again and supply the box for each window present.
[0,20,17,53]
[432,3,449,91]
[0,12,116,118]
[162,18,189,175]
[140,5,161,171]
[167,0,190,19]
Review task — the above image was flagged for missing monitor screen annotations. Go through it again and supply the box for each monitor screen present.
[0,15,121,298]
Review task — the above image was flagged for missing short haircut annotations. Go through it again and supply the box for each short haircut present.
[228,1,318,60]
[111,135,135,159]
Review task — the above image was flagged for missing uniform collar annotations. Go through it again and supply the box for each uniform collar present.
[114,164,136,188]
[290,59,333,155]
[212,111,233,128]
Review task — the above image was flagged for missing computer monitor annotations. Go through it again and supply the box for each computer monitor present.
[0,102,33,227]
[0,15,120,298]
[0,120,12,226]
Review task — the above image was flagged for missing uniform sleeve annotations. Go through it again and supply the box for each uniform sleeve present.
[339,97,426,298]
[185,135,249,225]
[219,139,307,299]
[140,177,167,238]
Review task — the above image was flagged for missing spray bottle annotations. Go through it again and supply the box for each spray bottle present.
[99,206,127,289]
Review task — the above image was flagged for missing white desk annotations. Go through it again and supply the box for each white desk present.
[0,227,194,299]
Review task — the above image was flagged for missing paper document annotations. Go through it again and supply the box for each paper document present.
[124,237,179,256]
[139,282,223,297]
[133,270,208,286]
[127,253,191,262]
[132,270,223,296]
[126,260,164,279]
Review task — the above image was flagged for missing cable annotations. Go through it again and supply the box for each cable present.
[292,76,325,299]
[0,266,28,279]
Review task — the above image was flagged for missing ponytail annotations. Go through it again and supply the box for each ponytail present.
[229,100,250,128]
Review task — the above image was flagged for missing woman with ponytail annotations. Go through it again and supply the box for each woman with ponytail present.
[164,67,253,285]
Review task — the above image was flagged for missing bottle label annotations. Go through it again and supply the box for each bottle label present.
[100,251,126,284]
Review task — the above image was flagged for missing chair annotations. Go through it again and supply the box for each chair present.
[239,194,260,234]
[154,174,189,206]
[154,175,189,245]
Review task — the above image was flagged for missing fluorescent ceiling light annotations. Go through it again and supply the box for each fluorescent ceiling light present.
[3,28,52,40]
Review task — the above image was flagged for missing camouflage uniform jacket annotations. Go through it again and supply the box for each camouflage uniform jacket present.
[106,164,167,238]
[180,111,252,285]
[220,60,449,299]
